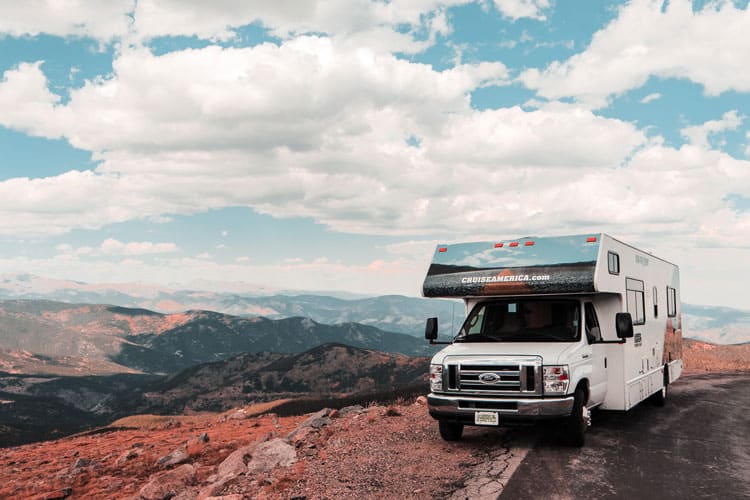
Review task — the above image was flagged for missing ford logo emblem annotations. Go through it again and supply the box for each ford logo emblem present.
[479,373,501,384]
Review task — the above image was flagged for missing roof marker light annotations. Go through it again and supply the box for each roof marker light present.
[438,247,447,253]
[509,242,519,247]
[586,236,597,243]
[525,241,535,246]
[494,243,504,248]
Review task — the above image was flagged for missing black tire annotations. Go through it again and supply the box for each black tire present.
[650,367,669,406]
[438,421,464,441]
[561,388,586,447]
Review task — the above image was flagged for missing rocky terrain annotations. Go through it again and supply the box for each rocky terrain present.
[0,337,746,498]
[0,344,430,447]
[0,397,520,500]
[682,338,750,374]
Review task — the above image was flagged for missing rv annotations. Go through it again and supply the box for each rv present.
[423,234,682,446]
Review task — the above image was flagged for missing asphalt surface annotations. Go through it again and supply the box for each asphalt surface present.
[498,373,750,500]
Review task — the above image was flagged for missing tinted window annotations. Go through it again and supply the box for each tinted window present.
[667,287,677,317]
[457,299,581,343]
[608,252,620,275]
[626,278,645,325]
[584,303,602,343]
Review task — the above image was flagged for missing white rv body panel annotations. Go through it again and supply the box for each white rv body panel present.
[591,235,683,410]
[423,233,683,442]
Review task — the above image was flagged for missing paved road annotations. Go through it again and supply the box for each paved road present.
[498,373,750,500]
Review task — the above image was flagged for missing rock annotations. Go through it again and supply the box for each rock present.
[116,448,142,465]
[384,407,401,417]
[216,445,254,479]
[415,395,428,406]
[197,478,232,500]
[228,409,247,420]
[156,446,190,468]
[289,426,318,447]
[328,409,340,418]
[339,405,366,416]
[246,438,296,474]
[71,458,90,469]
[40,487,73,499]
[202,495,244,500]
[186,432,209,456]
[287,408,332,440]
[139,463,197,500]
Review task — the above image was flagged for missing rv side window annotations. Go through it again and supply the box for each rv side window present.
[584,303,602,343]
[608,252,620,275]
[667,287,677,317]
[653,286,658,318]
[626,278,645,325]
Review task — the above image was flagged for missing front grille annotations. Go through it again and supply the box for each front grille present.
[458,400,517,410]
[442,356,541,395]
[460,365,522,391]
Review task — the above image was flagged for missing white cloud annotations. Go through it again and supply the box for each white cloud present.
[0,253,426,297]
[680,111,743,149]
[0,0,133,41]
[0,0,469,53]
[100,238,178,255]
[2,38,749,255]
[0,39,511,236]
[520,0,750,107]
[1,2,750,309]
[640,92,661,104]
[493,0,551,21]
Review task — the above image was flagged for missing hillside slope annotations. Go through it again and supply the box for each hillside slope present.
[0,300,430,375]
[0,344,429,446]
[142,343,428,414]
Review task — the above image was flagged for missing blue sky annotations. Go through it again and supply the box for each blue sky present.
[0,0,749,308]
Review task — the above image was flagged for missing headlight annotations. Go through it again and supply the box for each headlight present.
[543,365,569,395]
[430,364,443,392]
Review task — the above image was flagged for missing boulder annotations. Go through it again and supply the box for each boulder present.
[156,446,190,468]
[139,464,197,500]
[246,438,297,474]
[216,445,253,479]
[339,405,366,416]
[287,408,332,440]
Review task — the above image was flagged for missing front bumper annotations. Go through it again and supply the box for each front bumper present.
[428,393,574,424]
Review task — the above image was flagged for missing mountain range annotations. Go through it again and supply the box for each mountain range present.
[1,273,748,344]
[0,299,431,375]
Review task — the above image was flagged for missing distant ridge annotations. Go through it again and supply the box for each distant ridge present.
[0,299,431,376]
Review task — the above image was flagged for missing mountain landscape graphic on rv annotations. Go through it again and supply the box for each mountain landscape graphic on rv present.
[423,234,601,297]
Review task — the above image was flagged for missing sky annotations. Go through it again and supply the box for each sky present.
[0,0,749,308]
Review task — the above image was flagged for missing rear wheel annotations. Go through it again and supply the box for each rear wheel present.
[650,366,669,406]
[438,421,464,441]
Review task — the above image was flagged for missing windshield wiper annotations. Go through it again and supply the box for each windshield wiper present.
[455,334,498,343]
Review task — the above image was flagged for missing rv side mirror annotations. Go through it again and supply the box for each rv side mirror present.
[425,317,438,341]
[615,313,634,339]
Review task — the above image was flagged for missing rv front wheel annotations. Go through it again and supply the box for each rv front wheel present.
[561,388,587,447]
[438,421,464,441]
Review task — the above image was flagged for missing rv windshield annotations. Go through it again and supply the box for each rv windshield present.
[455,299,580,342]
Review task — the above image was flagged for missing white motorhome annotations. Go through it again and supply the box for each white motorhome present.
[423,234,682,446]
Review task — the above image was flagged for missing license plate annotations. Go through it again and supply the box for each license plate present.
[475,411,499,426]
